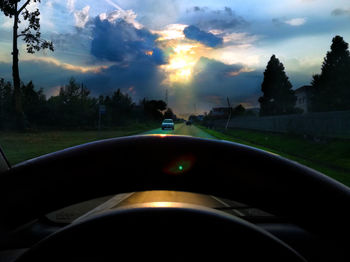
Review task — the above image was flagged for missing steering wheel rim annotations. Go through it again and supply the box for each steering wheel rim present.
[0,135,349,240]
[16,203,306,262]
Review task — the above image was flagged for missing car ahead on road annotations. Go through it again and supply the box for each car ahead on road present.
[186,120,192,126]
[162,119,174,130]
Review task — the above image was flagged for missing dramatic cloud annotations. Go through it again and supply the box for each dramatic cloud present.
[84,58,165,98]
[0,57,165,101]
[168,57,263,114]
[98,9,142,29]
[183,25,223,47]
[191,57,261,99]
[90,16,166,65]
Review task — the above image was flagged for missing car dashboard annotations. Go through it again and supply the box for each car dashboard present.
[0,191,347,262]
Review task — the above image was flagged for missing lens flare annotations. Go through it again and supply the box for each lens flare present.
[163,154,196,175]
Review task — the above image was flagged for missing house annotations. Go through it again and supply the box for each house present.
[245,107,260,116]
[295,85,312,113]
[209,107,232,117]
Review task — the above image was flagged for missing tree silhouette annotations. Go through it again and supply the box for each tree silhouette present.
[311,36,350,112]
[259,55,296,116]
[142,99,167,120]
[164,108,175,119]
[0,0,54,128]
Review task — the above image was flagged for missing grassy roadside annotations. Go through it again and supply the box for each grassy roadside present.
[197,125,350,187]
[0,122,159,166]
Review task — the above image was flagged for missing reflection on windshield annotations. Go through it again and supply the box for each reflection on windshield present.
[0,1,349,186]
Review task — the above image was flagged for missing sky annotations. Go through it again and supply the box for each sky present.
[1,0,350,116]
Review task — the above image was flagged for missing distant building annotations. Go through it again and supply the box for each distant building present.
[245,107,260,116]
[209,107,232,117]
[295,85,312,113]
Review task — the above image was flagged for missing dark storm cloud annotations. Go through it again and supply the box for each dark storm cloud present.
[169,57,263,114]
[184,6,247,31]
[84,57,165,98]
[192,57,262,102]
[0,13,169,101]
[90,17,166,65]
[183,25,223,47]
[86,15,169,99]
[0,56,165,101]
[0,60,82,90]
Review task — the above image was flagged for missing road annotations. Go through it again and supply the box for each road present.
[142,122,215,139]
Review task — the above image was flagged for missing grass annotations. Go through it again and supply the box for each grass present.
[0,122,159,166]
[197,126,350,187]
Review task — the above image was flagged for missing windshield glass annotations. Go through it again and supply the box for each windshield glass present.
[0,0,349,187]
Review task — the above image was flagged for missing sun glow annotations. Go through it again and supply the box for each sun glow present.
[161,43,200,84]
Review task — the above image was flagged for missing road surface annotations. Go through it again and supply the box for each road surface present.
[142,122,215,139]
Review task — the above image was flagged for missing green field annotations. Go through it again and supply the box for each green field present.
[0,122,158,166]
[198,126,350,187]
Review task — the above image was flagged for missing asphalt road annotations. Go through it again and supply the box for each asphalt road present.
[142,123,215,139]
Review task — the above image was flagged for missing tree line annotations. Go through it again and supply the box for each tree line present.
[259,35,350,116]
[0,77,169,130]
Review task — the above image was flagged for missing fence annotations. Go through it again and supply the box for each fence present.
[211,111,350,138]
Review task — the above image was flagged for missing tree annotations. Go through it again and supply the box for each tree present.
[258,55,296,116]
[0,78,14,129]
[0,0,54,128]
[21,80,46,126]
[46,78,98,128]
[310,35,350,112]
[142,99,167,120]
[164,108,175,119]
[105,89,134,125]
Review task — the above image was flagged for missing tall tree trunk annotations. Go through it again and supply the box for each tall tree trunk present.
[12,4,25,129]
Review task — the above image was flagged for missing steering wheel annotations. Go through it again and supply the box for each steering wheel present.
[0,135,349,261]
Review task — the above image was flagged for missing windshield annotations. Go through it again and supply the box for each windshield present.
[0,0,349,187]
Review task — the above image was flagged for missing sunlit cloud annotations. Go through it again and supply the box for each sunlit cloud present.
[226,67,255,77]
[152,24,187,41]
[101,1,143,29]
[159,41,215,85]
[22,57,110,74]
[160,43,200,84]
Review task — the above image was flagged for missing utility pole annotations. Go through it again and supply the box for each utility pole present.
[165,88,168,108]
[225,97,232,130]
